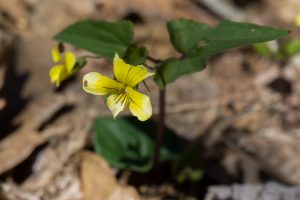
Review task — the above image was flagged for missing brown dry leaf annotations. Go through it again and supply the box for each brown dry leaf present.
[0,0,28,30]
[98,0,215,22]
[21,115,88,191]
[166,71,219,139]
[0,94,69,175]
[1,156,82,200]
[264,0,300,24]
[0,126,51,175]
[0,91,91,199]
[208,51,286,132]
[80,151,140,200]
[0,28,13,112]
[232,106,269,132]
[233,128,300,185]
[205,182,300,200]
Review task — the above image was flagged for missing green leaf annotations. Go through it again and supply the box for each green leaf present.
[72,57,87,72]
[167,19,212,54]
[93,117,181,172]
[176,167,203,183]
[282,39,300,58]
[155,56,206,88]
[155,20,289,88]
[202,20,289,56]
[54,20,133,60]
[123,45,148,65]
[76,57,87,68]
[252,42,273,57]
[173,139,204,183]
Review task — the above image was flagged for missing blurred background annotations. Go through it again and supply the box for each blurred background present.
[1,0,300,199]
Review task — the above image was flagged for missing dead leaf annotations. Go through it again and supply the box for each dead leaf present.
[0,94,69,175]
[21,113,89,191]
[0,0,28,30]
[79,151,140,200]
[232,128,300,185]
[1,156,82,200]
[265,0,300,24]
[205,182,300,200]
[98,0,215,22]
[166,71,219,139]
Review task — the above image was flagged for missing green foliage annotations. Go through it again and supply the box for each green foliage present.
[252,42,273,57]
[176,167,203,183]
[93,117,181,172]
[252,39,300,60]
[54,20,134,60]
[155,19,289,88]
[155,56,206,88]
[53,19,288,88]
[173,139,204,183]
[123,45,148,65]
[282,39,300,58]
[167,19,212,54]
[75,57,87,69]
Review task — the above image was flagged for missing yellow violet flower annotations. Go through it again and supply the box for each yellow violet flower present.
[296,14,300,27]
[49,47,76,87]
[83,54,155,121]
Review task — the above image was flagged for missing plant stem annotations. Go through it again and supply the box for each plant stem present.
[153,88,166,170]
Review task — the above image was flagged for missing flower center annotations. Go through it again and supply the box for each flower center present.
[111,86,128,106]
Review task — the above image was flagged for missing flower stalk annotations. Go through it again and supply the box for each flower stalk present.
[153,88,166,170]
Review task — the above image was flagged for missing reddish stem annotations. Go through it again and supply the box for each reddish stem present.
[153,89,166,170]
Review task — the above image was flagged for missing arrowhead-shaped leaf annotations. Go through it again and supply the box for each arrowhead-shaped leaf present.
[155,19,289,88]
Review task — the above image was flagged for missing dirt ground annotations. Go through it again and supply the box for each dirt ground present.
[1,0,300,199]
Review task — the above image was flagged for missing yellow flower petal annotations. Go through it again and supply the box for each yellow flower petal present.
[127,87,152,121]
[52,48,62,63]
[126,65,155,88]
[64,51,76,73]
[107,92,128,119]
[49,64,68,87]
[83,72,124,95]
[113,53,131,83]
[113,54,155,87]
